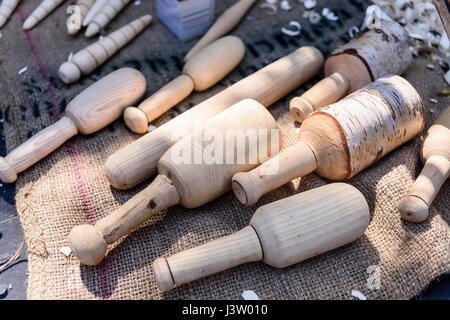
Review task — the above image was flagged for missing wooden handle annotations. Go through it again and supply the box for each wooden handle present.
[399,156,450,223]
[290,72,349,122]
[106,46,324,190]
[124,75,195,134]
[184,0,256,62]
[85,0,131,37]
[0,116,78,183]
[69,174,180,265]
[153,226,263,292]
[23,0,64,30]
[232,142,317,206]
[0,0,20,28]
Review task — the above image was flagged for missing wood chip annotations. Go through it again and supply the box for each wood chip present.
[18,67,27,75]
[60,246,72,257]
[242,290,259,300]
[351,289,367,300]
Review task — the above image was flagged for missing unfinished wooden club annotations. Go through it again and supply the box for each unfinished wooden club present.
[153,183,370,292]
[0,68,146,183]
[289,20,412,122]
[232,75,425,206]
[105,46,324,190]
[124,36,246,134]
[184,0,257,62]
[69,99,280,265]
[399,107,450,223]
[59,15,152,84]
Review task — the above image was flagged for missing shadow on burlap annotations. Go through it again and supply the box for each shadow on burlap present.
[0,0,448,299]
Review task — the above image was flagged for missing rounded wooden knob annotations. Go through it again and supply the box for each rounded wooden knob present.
[68,224,107,266]
[0,157,17,183]
[398,196,429,223]
[289,97,314,123]
[123,107,149,134]
[232,173,260,206]
[153,258,175,292]
[58,62,82,84]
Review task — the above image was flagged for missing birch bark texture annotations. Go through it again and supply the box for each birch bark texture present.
[153,183,370,292]
[290,20,412,122]
[69,99,280,265]
[105,46,324,190]
[232,75,425,206]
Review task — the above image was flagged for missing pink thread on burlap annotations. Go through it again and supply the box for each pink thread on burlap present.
[16,7,112,300]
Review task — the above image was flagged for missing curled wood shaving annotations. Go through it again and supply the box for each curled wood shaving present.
[280,0,291,11]
[281,20,301,36]
[242,290,260,300]
[260,3,277,15]
[351,289,367,300]
[303,0,316,10]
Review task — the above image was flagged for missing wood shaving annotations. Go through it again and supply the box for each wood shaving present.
[426,63,435,70]
[321,7,339,21]
[351,289,367,300]
[68,51,73,62]
[429,98,438,104]
[349,26,360,38]
[242,290,259,300]
[134,0,141,5]
[60,246,72,257]
[303,0,316,10]
[281,20,301,36]
[260,3,277,15]
[280,0,291,11]
[307,11,321,24]
[18,67,27,75]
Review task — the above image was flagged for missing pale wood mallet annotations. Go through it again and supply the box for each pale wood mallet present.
[105,46,324,190]
[153,183,370,292]
[0,68,146,183]
[69,99,281,265]
[399,107,450,223]
[66,0,95,35]
[23,0,64,30]
[124,36,246,134]
[59,15,152,84]
[85,0,130,37]
[232,75,425,206]
[0,0,20,28]
[289,20,412,122]
[184,0,257,62]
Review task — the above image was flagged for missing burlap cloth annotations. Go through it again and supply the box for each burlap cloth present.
[0,0,448,300]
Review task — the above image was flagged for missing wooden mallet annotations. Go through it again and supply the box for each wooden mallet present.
[69,99,281,265]
[289,20,412,122]
[153,183,370,292]
[123,36,246,134]
[105,46,324,190]
[0,68,146,183]
[232,75,425,206]
[399,107,449,223]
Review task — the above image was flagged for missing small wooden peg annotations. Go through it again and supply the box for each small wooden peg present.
[0,68,146,183]
[23,0,64,30]
[399,107,450,223]
[59,15,152,84]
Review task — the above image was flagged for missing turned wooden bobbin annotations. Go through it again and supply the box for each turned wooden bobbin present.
[59,15,152,84]
[184,0,257,62]
[69,99,280,265]
[289,20,412,122]
[23,0,64,30]
[153,183,370,292]
[399,107,450,223]
[105,46,324,190]
[233,75,425,206]
[123,36,246,134]
[0,68,146,183]
[0,0,20,28]
[85,0,131,37]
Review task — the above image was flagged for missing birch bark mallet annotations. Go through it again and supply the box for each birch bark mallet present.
[153,183,370,292]
[124,36,246,134]
[232,75,425,206]
[0,0,20,28]
[105,46,324,190]
[82,0,106,27]
[399,107,450,223]
[69,99,281,265]
[85,0,130,37]
[289,20,412,122]
[23,0,64,30]
[59,15,152,84]
[0,68,146,183]
[184,0,257,62]
[66,0,95,35]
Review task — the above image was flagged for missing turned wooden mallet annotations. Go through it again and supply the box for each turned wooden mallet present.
[233,75,425,206]
[0,68,146,183]
[59,15,152,84]
[153,183,370,292]
[124,36,246,134]
[69,99,281,265]
[399,107,450,223]
[289,20,412,122]
[106,46,324,190]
